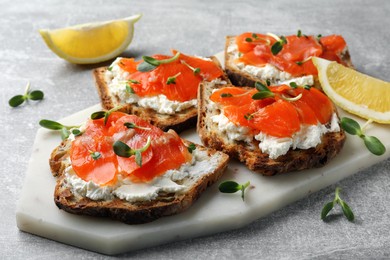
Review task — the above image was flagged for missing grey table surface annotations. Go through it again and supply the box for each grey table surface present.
[2,0,390,259]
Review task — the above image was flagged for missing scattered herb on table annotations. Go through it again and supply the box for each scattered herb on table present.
[219,180,251,201]
[39,119,81,140]
[321,187,354,222]
[340,117,386,156]
[9,82,44,107]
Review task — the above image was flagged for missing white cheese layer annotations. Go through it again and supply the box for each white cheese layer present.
[227,43,314,86]
[211,112,340,159]
[64,149,220,202]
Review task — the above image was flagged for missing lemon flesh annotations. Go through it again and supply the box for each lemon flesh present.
[39,14,142,64]
[313,57,390,124]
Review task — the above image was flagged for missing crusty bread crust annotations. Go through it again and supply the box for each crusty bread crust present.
[93,56,227,133]
[197,82,346,176]
[224,35,354,88]
[50,139,229,224]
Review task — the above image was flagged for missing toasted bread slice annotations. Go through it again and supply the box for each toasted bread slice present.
[224,35,353,88]
[197,81,346,176]
[93,56,228,133]
[50,138,229,224]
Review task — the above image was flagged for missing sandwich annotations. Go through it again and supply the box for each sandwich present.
[225,32,353,88]
[49,111,229,224]
[197,80,346,175]
[93,50,228,133]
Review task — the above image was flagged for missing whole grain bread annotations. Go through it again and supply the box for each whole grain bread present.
[50,137,229,224]
[224,35,354,88]
[93,56,227,133]
[197,81,346,176]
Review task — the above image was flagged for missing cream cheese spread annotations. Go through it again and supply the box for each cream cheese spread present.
[64,149,220,202]
[211,111,340,159]
[227,43,314,86]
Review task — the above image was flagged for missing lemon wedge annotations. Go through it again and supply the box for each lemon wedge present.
[39,14,142,64]
[313,57,390,124]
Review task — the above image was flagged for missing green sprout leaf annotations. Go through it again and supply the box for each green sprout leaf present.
[340,117,362,136]
[113,140,132,157]
[340,117,385,156]
[137,52,181,72]
[289,82,298,89]
[252,91,275,100]
[9,95,26,107]
[126,84,135,94]
[220,93,233,98]
[271,41,283,55]
[339,200,355,221]
[187,143,196,153]
[124,122,151,131]
[39,119,65,130]
[8,82,44,107]
[363,136,386,156]
[181,60,201,76]
[321,201,334,220]
[137,62,157,72]
[113,136,152,167]
[90,111,106,120]
[28,90,44,100]
[39,119,80,140]
[128,79,140,84]
[90,151,102,160]
[91,106,122,125]
[255,81,269,92]
[219,181,241,193]
[297,29,302,37]
[166,72,181,85]
[321,187,354,222]
[245,37,253,42]
[219,180,251,201]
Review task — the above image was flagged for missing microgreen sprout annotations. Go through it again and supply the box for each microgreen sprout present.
[90,151,102,160]
[90,106,123,126]
[245,33,271,45]
[128,79,140,84]
[166,72,181,85]
[9,82,44,107]
[297,29,302,37]
[137,52,181,72]
[113,136,152,167]
[321,187,354,222]
[220,93,233,98]
[126,84,135,94]
[124,122,151,131]
[267,33,287,55]
[340,117,386,156]
[180,60,201,76]
[251,81,275,100]
[219,180,251,201]
[39,119,81,140]
[187,143,196,153]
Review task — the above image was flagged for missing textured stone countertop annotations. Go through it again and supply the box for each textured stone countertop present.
[2,0,390,259]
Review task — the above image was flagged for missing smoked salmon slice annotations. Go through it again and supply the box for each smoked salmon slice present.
[211,85,334,138]
[235,32,347,77]
[117,50,224,102]
[69,112,192,185]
